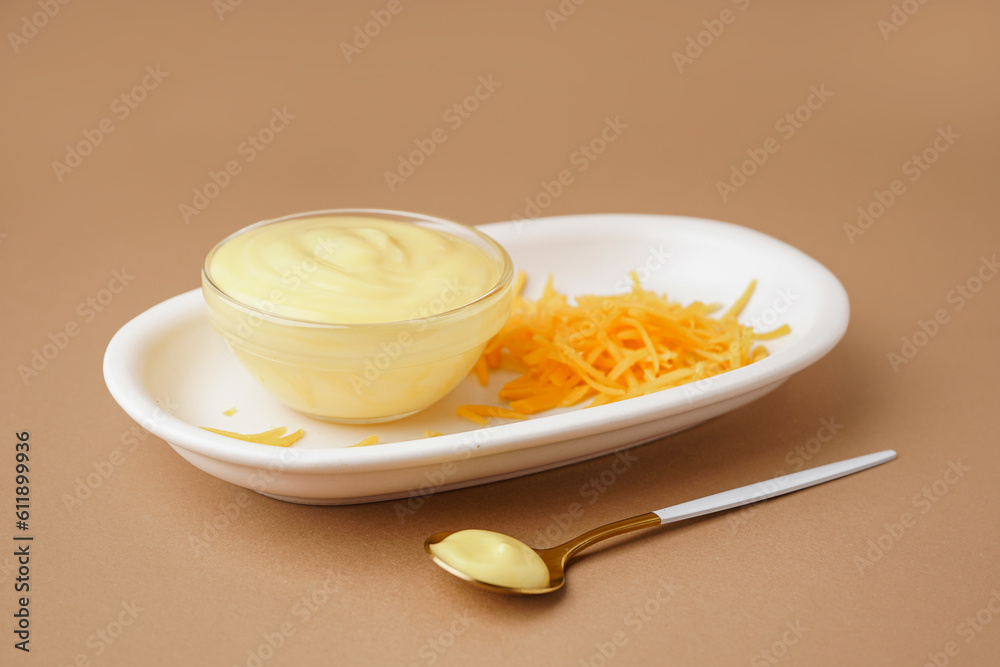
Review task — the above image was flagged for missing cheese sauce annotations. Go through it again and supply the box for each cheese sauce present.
[207,215,499,324]
[429,529,550,590]
[202,211,512,423]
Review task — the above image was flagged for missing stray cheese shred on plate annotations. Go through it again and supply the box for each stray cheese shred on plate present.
[457,271,789,423]
[348,435,379,448]
[202,426,305,447]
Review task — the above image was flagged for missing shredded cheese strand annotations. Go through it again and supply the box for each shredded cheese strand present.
[202,426,304,447]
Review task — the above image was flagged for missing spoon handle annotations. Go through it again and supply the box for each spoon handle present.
[653,449,897,525]
[553,450,896,562]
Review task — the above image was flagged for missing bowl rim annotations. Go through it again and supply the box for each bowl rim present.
[201,208,514,328]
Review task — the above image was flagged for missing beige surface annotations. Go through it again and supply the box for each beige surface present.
[3,1,1000,665]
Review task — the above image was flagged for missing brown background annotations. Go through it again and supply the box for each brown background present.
[2,1,999,665]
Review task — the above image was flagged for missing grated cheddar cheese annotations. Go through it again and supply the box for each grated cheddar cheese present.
[457,272,789,422]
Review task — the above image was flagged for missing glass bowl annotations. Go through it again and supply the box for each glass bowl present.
[201,209,513,424]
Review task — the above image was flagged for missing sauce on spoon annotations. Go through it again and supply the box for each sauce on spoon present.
[428,529,550,590]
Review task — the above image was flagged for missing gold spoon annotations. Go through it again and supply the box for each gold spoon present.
[425,450,896,594]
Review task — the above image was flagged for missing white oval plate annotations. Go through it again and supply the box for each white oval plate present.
[103,214,849,505]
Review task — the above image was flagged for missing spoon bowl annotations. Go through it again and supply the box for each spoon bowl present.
[424,532,564,594]
[425,512,662,594]
[425,450,896,594]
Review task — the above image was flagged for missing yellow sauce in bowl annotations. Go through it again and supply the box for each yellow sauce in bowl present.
[208,215,500,324]
[202,210,512,424]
